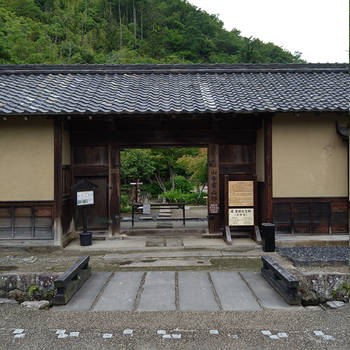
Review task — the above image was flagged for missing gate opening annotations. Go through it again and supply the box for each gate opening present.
[120,147,208,232]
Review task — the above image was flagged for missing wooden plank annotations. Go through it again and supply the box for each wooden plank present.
[254,225,262,243]
[109,143,120,235]
[262,256,299,288]
[54,119,63,227]
[224,225,232,245]
[34,207,53,217]
[72,165,109,177]
[73,145,109,165]
[55,256,90,287]
[208,144,220,233]
[264,115,273,223]
[228,181,254,207]
[14,208,32,216]
[54,256,91,305]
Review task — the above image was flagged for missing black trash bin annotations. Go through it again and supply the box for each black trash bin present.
[79,232,92,246]
[261,223,275,252]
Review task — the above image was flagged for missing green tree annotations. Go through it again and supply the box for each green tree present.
[150,148,199,192]
[177,148,208,196]
[0,0,305,64]
[120,149,155,183]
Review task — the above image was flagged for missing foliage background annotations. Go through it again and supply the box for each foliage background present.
[0,0,304,64]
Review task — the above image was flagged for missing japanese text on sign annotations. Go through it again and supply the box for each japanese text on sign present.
[208,167,220,213]
[229,208,254,226]
[77,191,94,206]
[228,181,254,207]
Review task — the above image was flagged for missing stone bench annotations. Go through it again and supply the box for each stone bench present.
[261,255,301,305]
[53,256,91,305]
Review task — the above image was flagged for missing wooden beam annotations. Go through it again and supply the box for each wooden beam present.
[109,143,120,236]
[264,115,273,223]
[54,119,63,236]
[208,144,221,233]
[224,225,232,245]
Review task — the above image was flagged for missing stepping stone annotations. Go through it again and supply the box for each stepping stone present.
[156,222,173,229]
[178,271,219,311]
[166,238,183,247]
[93,272,143,311]
[158,213,171,217]
[240,272,302,310]
[146,239,165,247]
[210,272,261,311]
[138,272,176,311]
[53,272,111,311]
[139,215,153,220]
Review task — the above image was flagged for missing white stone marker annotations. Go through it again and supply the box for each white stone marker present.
[323,335,334,340]
[13,329,24,334]
[70,332,79,337]
[14,334,25,339]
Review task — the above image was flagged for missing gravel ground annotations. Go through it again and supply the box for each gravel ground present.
[278,246,349,266]
[0,303,350,349]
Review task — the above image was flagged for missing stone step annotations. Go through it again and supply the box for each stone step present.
[139,216,153,220]
[156,222,173,229]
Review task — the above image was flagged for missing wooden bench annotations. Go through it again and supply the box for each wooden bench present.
[261,255,301,305]
[53,256,91,305]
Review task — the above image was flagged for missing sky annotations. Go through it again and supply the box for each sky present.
[189,0,348,63]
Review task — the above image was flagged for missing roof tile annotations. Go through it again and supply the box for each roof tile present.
[0,64,348,115]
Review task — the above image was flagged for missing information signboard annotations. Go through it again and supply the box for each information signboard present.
[229,208,254,226]
[77,191,94,206]
[228,181,254,207]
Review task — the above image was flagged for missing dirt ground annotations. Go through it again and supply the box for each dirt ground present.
[0,246,348,275]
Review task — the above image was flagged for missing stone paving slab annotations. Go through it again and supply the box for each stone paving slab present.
[123,258,211,268]
[178,271,219,311]
[240,272,302,310]
[53,272,111,311]
[103,251,223,259]
[138,271,176,311]
[210,271,262,311]
[52,270,303,313]
[93,272,144,311]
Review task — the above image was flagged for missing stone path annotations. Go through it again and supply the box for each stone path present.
[53,271,302,312]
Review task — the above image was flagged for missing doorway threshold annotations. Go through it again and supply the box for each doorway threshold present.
[121,228,209,236]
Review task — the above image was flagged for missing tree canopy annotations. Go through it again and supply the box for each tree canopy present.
[0,0,304,64]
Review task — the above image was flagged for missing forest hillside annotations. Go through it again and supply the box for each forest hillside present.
[0,0,304,64]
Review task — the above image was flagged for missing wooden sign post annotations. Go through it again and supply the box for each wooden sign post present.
[72,179,98,246]
[224,175,258,243]
[130,179,143,203]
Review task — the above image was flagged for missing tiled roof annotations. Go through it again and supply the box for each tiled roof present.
[0,64,348,115]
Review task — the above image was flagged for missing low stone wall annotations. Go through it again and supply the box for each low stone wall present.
[0,273,58,301]
[299,273,350,305]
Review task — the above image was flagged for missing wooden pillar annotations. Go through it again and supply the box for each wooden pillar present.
[264,115,273,223]
[109,143,121,236]
[54,119,63,244]
[208,144,221,233]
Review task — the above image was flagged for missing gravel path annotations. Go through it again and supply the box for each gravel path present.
[278,247,349,266]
